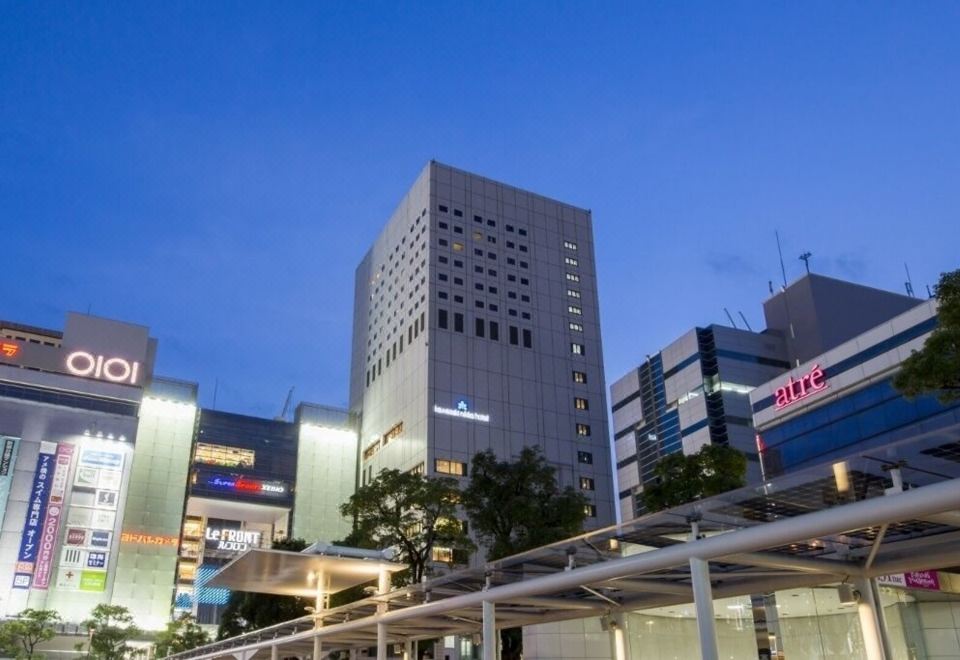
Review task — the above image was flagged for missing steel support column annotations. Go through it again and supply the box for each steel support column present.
[855,578,891,660]
[313,635,322,660]
[377,568,391,660]
[482,600,497,660]
[270,646,278,660]
[690,557,719,660]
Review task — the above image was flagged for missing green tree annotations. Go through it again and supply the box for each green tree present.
[462,447,589,561]
[78,604,140,660]
[217,537,312,640]
[641,443,747,513]
[340,469,474,583]
[895,269,960,404]
[0,608,60,659]
[154,613,209,657]
[462,446,590,660]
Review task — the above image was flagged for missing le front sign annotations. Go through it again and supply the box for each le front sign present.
[775,364,828,409]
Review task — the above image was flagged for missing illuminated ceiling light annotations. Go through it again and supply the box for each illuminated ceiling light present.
[107,433,115,440]
[119,435,127,442]
[96,431,104,438]
[83,429,91,436]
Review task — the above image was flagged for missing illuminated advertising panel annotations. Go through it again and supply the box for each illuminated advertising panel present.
[33,444,74,589]
[204,473,287,498]
[13,442,57,589]
[0,437,20,525]
[56,446,126,593]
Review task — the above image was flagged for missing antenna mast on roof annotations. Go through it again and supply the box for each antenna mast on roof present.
[775,231,788,289]
[724,308,738,329]
[799,251,812,274]
[904,263,915,298]
[738,311,753,332]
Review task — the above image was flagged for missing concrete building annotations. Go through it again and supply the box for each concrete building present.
[751,297,958,479]
[612,273,924,520]
[611,326,789,519]
[0,313,358,632]
[349,162,615,529]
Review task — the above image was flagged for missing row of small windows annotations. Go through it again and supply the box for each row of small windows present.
[438,204,528,235]
[366,312,426,387]
[438,223,533,252]
[437,310,533,348]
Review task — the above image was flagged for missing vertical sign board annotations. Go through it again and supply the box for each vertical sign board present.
[0,436,20,524]
[13,442,57,589]
[33,444,75,589]
[54,446,125,593]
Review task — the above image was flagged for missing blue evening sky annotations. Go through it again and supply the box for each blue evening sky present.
[2,3,958,417]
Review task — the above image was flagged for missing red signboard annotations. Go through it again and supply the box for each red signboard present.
[904,571,940,591]
[0,342,20,358]
[775,364,828,409]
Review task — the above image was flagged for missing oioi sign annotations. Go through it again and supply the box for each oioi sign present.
[65,351,141,385]
[774,364,828,409]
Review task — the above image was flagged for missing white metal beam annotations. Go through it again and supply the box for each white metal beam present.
[169,478,960,660]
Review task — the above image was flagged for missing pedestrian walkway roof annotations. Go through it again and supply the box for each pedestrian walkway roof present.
[167,425,960,659]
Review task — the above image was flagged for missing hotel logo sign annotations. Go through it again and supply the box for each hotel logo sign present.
[433,398,490,423]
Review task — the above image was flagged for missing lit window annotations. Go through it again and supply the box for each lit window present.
[568,305,582,315]
[573,371,587,384]
[569,322,583,332]
[574,397,589,410]
[383,422,403,445]
[452,242,464,252]
[473,231,483,241]
[431,546,454,563]
[571,343,585,355]
[579,477,595,491]
[566,272,580,282]
[435,459,467,476]
[565,257,579,267]
[583,504,597,517]
[564,240,578,250]
[577,451,593,464]
[567,289,581,299]
[194,443,255,469]
[576,423,591,436]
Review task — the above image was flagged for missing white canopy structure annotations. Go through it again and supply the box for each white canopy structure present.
[168,426,960,660]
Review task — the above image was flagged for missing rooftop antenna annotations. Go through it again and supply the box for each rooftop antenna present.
[926,284,933,298]
[738,311,753,332]
[904,263,915,298]
[775,231,788,289]
[768,280,774,295]
[277,386,295,421]
[799,251,812,274]
[723,308,738,329]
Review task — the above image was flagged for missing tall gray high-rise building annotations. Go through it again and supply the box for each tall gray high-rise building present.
[349,162,614,526]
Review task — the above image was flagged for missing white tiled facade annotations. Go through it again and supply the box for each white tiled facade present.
[349,161,615,527]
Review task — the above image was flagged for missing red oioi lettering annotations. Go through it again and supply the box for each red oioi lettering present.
[775,364,828,409]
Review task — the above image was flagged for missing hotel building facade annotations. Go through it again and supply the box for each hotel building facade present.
[348,161,615,528]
